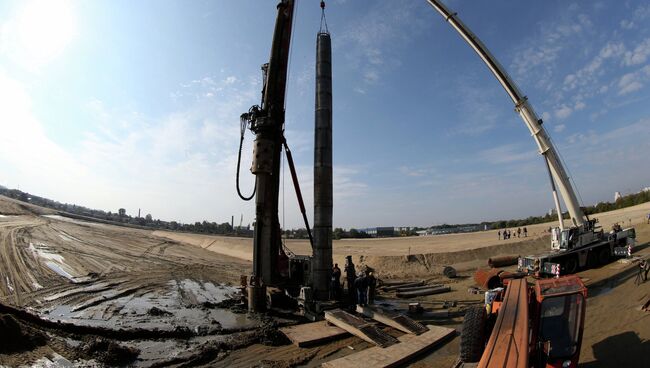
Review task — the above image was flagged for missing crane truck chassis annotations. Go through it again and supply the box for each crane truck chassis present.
[460,274,587,368]
[519,224,636,276]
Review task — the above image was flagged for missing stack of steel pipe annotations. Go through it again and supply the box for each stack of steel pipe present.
[396,285,451,298]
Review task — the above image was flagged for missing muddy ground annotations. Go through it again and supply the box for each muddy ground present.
[0,195,288,367]
[0,195,649,367]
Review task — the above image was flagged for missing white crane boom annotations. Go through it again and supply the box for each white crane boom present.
[426,0,586,230]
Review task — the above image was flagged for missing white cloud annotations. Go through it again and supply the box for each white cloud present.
[623,38,650,66]
[478,144,537,165]
[618,72,643,95]
[555,105,573,119]
[554,124,566,133]
[336,1,423,88]
[574,101,586,111]
[620,19,635,30]
[511,10,593,89]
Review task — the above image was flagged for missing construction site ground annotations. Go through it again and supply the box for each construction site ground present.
[0,195,648,367]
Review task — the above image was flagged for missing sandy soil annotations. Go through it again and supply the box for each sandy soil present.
[157,201,650,278]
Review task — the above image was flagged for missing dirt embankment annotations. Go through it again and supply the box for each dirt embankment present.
[0,195,56,216]
[157,202,650,279]
[347,236,550,279]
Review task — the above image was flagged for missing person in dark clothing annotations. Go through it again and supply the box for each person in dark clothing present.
[354,272,368,306]
[498,230,501,240]
[331,263,341,299]
[517,227,521,238]
[523,227,528,237]
[366,271,377,304]
[344,256,356,304]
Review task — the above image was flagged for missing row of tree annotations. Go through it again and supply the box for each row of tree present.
[0,187,240,236]
[2,186,648,237]
[489,189,650,229]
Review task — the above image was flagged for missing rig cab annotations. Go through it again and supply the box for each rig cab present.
[461,275,587,367]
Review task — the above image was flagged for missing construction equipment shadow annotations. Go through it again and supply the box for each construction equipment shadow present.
[579,331,650,367]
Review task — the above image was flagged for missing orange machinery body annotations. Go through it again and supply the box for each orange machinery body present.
[479,276,587,368]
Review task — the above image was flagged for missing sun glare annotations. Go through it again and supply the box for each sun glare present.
[2,0,77,70]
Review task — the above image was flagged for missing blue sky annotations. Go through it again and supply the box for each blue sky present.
[0,0,649,229]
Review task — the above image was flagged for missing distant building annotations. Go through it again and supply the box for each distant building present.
[614,191,622,201]
[361,227,395,237]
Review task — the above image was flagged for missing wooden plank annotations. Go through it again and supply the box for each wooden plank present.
[324,309,398,348]
[322,324,455,368]
[356,305,428,335]
[280,321,349,347]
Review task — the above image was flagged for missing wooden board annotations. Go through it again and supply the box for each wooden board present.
[356,305,428,335]
[322,324,455,368]
[324,309,398,348]
[280,321,348,347]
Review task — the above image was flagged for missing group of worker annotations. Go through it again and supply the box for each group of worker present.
[330,256,377,306]
[498,227,527,240]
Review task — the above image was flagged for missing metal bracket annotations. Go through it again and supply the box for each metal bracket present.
[251,138,274,174]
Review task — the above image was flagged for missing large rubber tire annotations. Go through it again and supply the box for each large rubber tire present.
[597,247,611,266]
[460,305,487,363]
[562,256,578,275]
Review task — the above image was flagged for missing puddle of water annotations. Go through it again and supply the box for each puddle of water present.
[44,282,113,302]
[29,352,75,368]
[29,242,87,283]
[6,276,14,292]
[179,279,238,305]
[45,261,75,280]
[41,278,256,332]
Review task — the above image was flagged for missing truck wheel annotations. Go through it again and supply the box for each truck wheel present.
[562,256,578,274]
[597,247,610,265]
[460,305,487,363]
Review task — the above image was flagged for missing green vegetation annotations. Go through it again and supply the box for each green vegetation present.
[490,190,650,229]
[0,188,241,236]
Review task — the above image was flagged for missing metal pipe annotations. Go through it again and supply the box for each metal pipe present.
[312,31,334,300]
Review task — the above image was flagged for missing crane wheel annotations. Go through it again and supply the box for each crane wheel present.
[459,305,487,363]
[597,247,610,265]
[562,256,578,275]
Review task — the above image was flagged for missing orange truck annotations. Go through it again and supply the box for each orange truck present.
[460,275,587,368]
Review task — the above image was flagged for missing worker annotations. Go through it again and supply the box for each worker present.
[523,227,528,237]
[344,256,356,305]
[367,271,377,304]
[639,259,650,283]
[498,230,501,240]
[354,272,368,306]
[517,227,521,238]
[331,263,341,300]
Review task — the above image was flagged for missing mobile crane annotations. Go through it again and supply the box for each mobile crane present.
[427,0,636,276]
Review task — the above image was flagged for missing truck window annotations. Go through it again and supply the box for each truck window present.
[539,294,583,358]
